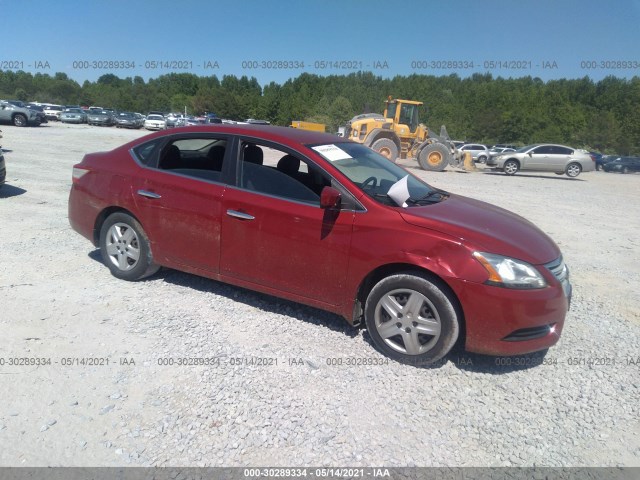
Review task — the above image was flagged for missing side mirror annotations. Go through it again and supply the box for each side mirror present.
[320,186,341,209]
[528,152,533,157]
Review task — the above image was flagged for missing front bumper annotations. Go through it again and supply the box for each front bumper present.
[447,268,571,356]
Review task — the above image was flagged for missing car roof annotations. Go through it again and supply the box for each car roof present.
[136,124,346,146]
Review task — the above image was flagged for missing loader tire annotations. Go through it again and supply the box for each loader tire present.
[418,143,450,171]
[370,138,399,162]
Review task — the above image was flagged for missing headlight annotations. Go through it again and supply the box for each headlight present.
[473,252,547,289]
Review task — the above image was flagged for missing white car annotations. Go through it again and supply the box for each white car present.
[487,144,595,177]
[144,114,166,131]
[43,104,64,120]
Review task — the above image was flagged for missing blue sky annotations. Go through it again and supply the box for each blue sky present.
[1,0,639,85]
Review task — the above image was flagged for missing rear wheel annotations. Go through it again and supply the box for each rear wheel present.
[622,166,629,174]
[417,143,450,171]
[503,160,519,175]
[566,162,582,178]
[365,273,459,365]
[99,212,160,281]
[370,138,399,162]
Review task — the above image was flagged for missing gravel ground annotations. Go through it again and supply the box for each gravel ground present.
[0,122,638,467]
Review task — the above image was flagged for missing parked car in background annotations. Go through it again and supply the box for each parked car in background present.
[0,100,42,126]
[87,110,115,126]
[68,125,571,365]
[487,144,595,177]
[596,154,619,171]
[488,146,515,163]
[60,108,87,124]
[43,105,64,121]
[144,114,166,130]
[492,144,518,150]
[115,112,142,129]
[8,100,47,125]
[165,113,182,128]
[459,143,490,163]
[602,157,640,174]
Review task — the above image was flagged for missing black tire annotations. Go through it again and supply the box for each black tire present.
[370,138,399,162]
[477,155,487,164]
[364,272,459,365]
[13,114,27,127]
[503,160,519,175]
[417,143,450,171]
[99,212,160,281]
[565,162,582,178]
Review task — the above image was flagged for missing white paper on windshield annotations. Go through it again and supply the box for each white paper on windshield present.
[312,144,352,161]
[387,175,411,208]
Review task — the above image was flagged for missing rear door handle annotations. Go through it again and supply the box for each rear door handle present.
[137,189,162,199]
[226,209,255,220]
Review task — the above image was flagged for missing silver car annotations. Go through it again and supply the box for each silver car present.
[60,108,87,124]
[487,146,515,163]
[459,143,490,163]
[488,144,595,178]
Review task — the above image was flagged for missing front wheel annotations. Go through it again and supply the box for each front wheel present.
[99,212,160,281]
[566,162,582,178]
[365,273,460,365]
[622,166,629,174]
[503,160,519,175]
[13,114,27,127]
[370,138,399,162]
[417,143,451,171]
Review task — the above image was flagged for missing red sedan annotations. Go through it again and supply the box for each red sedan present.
[69,125,571,365]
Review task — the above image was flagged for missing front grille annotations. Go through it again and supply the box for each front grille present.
[503,324,555,342]
[545,256,568,283]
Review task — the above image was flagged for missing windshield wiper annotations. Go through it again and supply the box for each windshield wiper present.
[406,189,449,205]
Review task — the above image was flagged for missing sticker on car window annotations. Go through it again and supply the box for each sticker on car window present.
[312,144,352,161]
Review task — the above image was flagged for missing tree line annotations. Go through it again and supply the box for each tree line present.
[1,70,638,154]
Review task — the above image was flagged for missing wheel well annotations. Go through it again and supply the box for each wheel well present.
[504,158,520,166]
[366,131,401,150]
[353,263,466,343]
[93,206,140,245]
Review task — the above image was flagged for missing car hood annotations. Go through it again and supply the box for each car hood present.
[399,194,560,264]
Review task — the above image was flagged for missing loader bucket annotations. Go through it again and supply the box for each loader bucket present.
[462,152,478,172]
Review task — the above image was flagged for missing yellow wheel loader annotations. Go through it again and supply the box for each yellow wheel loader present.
[344,98,472,171]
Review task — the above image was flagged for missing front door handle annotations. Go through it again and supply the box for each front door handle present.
[137,189,162,199]
[226,209,255,220]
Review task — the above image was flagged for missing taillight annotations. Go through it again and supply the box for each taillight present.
[72,167,89,183]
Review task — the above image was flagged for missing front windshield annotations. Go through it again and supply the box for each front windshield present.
[311,142,446,207]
